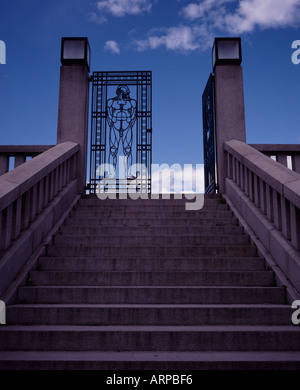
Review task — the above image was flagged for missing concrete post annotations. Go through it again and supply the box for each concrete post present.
[0,155,9,175]
[14,155,27,168]
[214,64,246,194]
[57,40,90,194]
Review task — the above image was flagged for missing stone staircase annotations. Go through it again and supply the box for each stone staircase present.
[0,194,300,370]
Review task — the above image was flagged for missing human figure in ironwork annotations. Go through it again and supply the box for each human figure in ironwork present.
[107,85,137,179]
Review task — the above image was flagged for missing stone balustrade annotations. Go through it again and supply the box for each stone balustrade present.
[250,144,300,175]
[224,140,300,295]
[0,142,79,297]
[0,145,55,175]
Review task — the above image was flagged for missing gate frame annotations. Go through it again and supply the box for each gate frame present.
[202,73,217,194]
[89,71,152,194]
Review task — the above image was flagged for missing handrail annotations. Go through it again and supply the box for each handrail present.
[0,145,55,174]
[0,142,79,251]
[250,144,300,174]
[0,145,54,153]
[249,144,300,152]
[225,140,300,251]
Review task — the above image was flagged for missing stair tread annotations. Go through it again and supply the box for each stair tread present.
[1,325,299,331]
[30,270,272,274]
[8,304,290,308]
[59,229,245,236]
[66,218,238,223]
[69,213,234,217]
[54,234,247,238]
[38,256,263,260]
[19,286,278,289]
[46,244,255,248]
[1,350,300,362]
[28,270,274,287]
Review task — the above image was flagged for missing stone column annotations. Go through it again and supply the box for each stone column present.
[57,38,90,194]
[213,40,246,194]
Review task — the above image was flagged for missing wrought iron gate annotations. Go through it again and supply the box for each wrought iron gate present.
[89,71,152,193]
[202,73,217,194]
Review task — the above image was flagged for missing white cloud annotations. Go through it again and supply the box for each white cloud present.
[182,0,300,35]
[96,0,152,17]
[88,11,107,24]
[104,40,121,54]
[135,25,212,53]
[182,0,233,21]
[225,0,300,34]
[151,165,205,194]
[91,0,300,53]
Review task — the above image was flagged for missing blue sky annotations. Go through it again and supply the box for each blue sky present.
[0,0,300,170]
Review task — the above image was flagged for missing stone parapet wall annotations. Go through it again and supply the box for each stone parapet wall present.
[224,140,300,297]
[0,142,79,297]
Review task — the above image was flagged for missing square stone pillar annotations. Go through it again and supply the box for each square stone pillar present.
[214,64,246,193]
[57,38,90,194]
[210,38,246,194]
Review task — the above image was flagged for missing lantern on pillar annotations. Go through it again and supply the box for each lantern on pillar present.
[61,37,91,71]
[212,37,242,70]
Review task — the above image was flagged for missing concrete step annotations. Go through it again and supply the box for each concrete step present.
[46,245,258,258]
[2,192,294,370]
[69,210,234,220]
[58,225,245,237]
[52,235,250,247]
[0,325,299,351]
[7,304,292,326]
[74,203,229,212]
[80,193,222,202]
[1,351,300,370]
[64,218,239,228]
[37,256,266,272]
[17,286,285,304]
[28,270,274,287]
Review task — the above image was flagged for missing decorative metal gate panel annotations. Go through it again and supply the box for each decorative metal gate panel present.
[202,73,217,194]
[89,71,152,193]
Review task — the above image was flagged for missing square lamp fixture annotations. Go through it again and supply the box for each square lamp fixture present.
[212,37,242,69]
[61,37,91,71]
